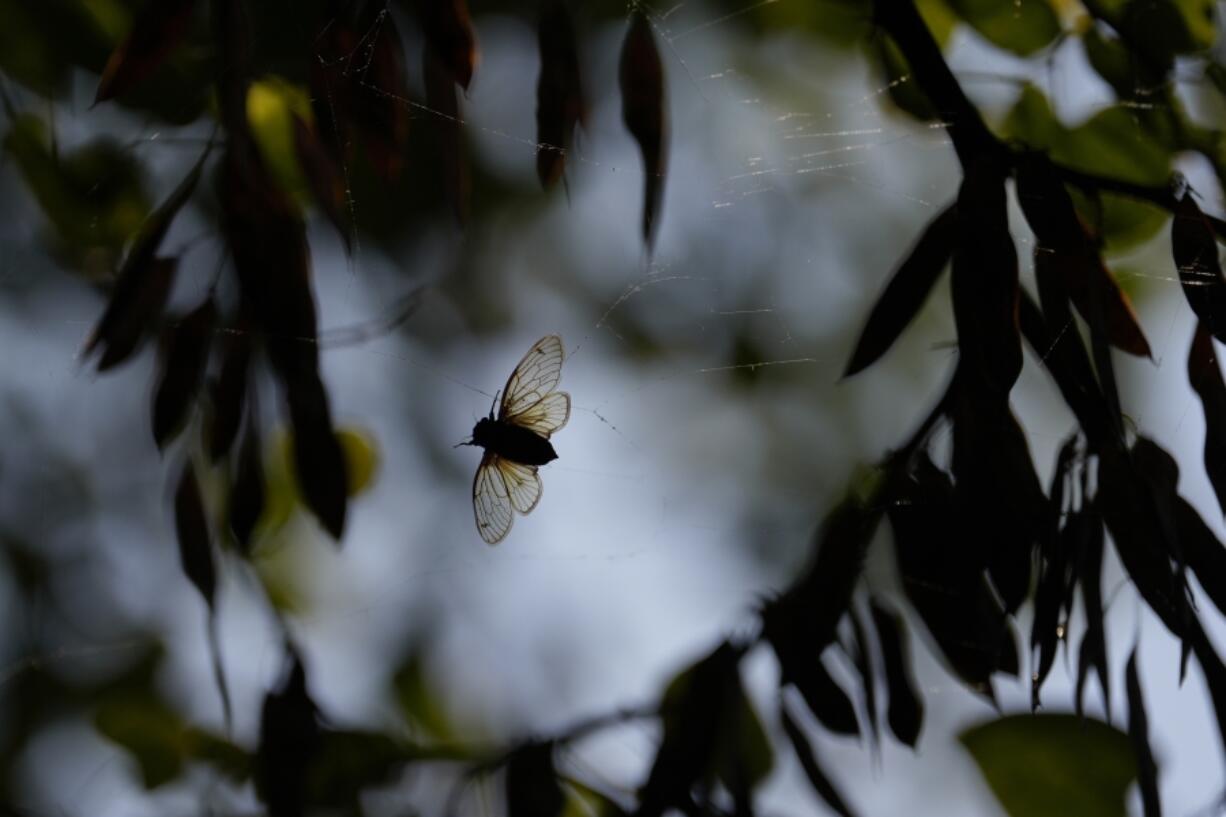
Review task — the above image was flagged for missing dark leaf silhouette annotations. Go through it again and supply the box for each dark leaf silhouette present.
[1188,324,1226,516]
[207,324,251,462]
[415,0,478,91]
[889,453,1010,698]
[843,202,957,377]
[174,461,215,607]
[310,0,412,183]
[152,297,216,449]
[619,10,667,250]
[1073,506,1109,719]
[286,374,348,541]
[506,742,564,817]
[291,115,352,253]
[1172,193,1226,344]
[778,642,859,736]
[1126,648,1163,817]
[423,41,470,227]
[257,649,320,817]
[635,641,738,817]
[85,151,206,370]
[847,606,880,746]
[94,0,197,105]
[869,597,923,748]
[229,409,265,554]
[1174,496,1226,619]
[536,0,586,190]
[1015,152,1150,357]
[87,256,178,371]
[951,157,1021,400]
[780,702,857,817]
[307,729,413,809]
[1032,437,1079,710]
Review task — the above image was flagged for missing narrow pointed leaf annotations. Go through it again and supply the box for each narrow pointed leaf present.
[536,0,586,190]
[94,0,197,104]
[207,324,251,462]
[257,650,320,817]
[506,742,564,817]
[152,297,216,449]
[869,598,924,748]
[1172,194,1226,344]
[423,42,469,227]
[847,606,880,746]
[786,649,859,736]
[174,461,215,607]
[843,202,957,377]
[1126,648,1163,817]
[90,256,178,371]
[1173,496,1226,618]
[1188,324,1226,516]
[285,375,348,541]
[1075,505,1110,720]
[780,704,858,817]
[230,411,265,554]
[416,0,478,90]
[619,11,667,250]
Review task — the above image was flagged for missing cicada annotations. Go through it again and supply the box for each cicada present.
[466,335,570,544]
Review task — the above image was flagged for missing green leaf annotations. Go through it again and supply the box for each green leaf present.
[945,0,1062,56]
[960,714,1136,817]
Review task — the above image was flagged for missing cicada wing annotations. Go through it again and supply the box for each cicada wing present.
[504,391,571,438]
[473,452,514,545]
[495,458,543,514]
[500,335,565,420]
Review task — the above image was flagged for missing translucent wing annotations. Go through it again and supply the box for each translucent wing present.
[473,453,514,545]
[505,391,571,438]
[500,335,565,420]
[495,458,543,514]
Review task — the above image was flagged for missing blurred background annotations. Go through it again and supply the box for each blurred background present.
[3,0,1226,815]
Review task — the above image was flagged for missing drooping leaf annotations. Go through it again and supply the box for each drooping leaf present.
[285,374,348,541]
[1188,324,1226,516]
[1074,503,1110,720]
[423,40,469,227]
[869,598,923,748]
[1173,496,1226,618]
[780,703,858,817]
[951,157,1021,400]
[778,642,859,736]
[536,0,586,190]
[1172,193,1226,344]
[229,408,266,554]
[173,461,215,607]
[257,649,321,817]
[1015,153,1150,357]
[1126,648,1163,817]
[843,202,957,377]
[207,323,251,462]
[960,714,1136,817]
[1032,436,1080,710]
[619,10,667,250]
[152,297,216,449]
[415,0,478,90]
[846,605,880,746]
[506,742,565,817]
[94,0,198,105]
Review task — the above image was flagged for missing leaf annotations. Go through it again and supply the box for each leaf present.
[868,598,923,748]
[174,461,216,607]
[1173,496,1226,618]
[779,702,858,817]
[1126,648,1163,817]
[943,0,1061,56]
[229,410,266,554]
[285,374,348,540]
[778,644,859,736]
[1014,153,1150,357]
[257,649,320,817]
[506,742,565,817]
[1031,507,1077,710]
[846,606,880,746]
[207,324,251,462]
[619,10,667,250]
[951,157,1021,400]
[307,729,414,808]
[292,115,352,252]
[94,0,197,104]
[1173,194,1226,343]
[1189,324,1226,516]
[960,714,1136,817]
[84,149,206,369]
[536,0,586,190]
[415,0,478,90]
[152,297,216,449]
[843,202,957,377]
[1074,504,1110,719]
[423,41,470,227]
